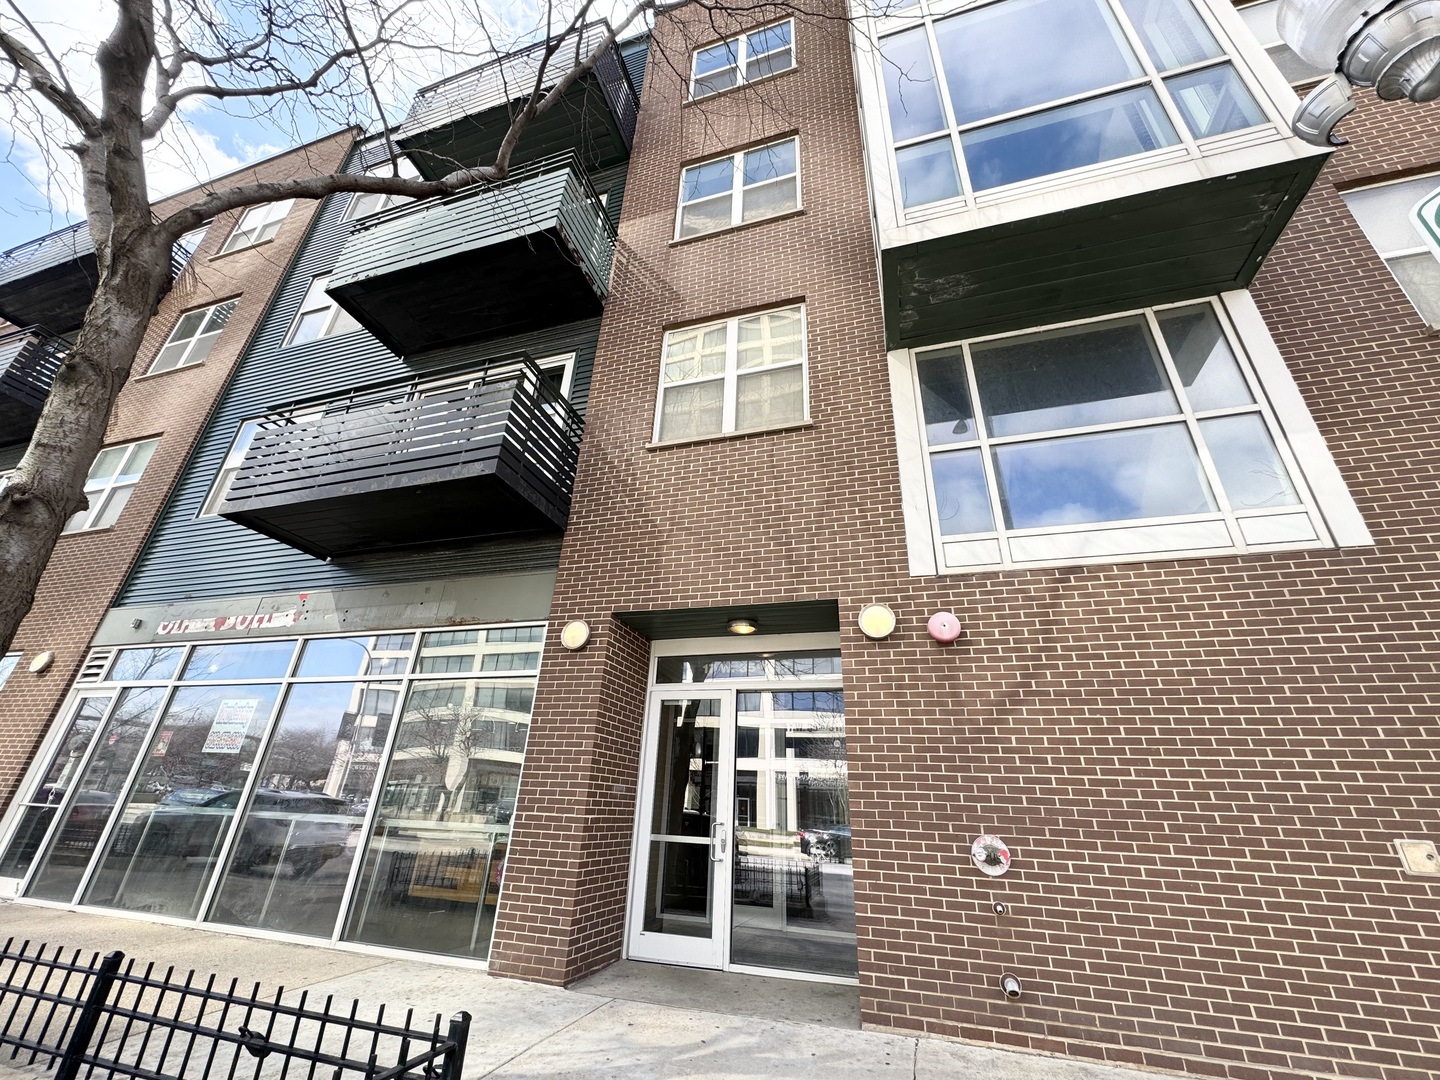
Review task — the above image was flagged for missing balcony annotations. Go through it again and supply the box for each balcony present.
[0,224,98,334]
[326,155,615,355]
[218,356,583,559]
[0,327,68,445]
[396,22,638,174]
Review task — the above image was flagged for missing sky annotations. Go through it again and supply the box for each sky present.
[0,0,639,251]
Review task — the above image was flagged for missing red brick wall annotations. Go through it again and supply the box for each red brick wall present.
[0,130,357,811]
[505,13,1440,1080]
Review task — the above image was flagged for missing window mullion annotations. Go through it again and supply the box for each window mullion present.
[731,150,744,226]
[966,343,1010,561]
[919,20,974,200]
[722,319,739,431]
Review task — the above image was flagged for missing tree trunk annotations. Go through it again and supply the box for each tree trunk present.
[0,231,171,655]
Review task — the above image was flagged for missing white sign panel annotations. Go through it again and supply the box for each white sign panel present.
[202,698,259,754]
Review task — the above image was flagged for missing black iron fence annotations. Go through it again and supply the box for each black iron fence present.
[0,937,469,1080]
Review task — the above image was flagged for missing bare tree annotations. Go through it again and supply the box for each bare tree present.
[0,0,662,653]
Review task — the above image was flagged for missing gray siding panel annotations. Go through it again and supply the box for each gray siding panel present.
[121,141,617,606]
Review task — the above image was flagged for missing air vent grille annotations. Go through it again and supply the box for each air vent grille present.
[76,648,114,683]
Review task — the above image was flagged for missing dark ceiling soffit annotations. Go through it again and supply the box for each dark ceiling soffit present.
[615,600,841,641]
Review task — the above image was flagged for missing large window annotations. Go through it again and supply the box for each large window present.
[676,138,800,239]
[875,0,1272,206]
[908,299,1345,569]
[0,625,542,962]
[63,438,160,533]
[0,652,18,692]
[654,306,807,443]
[344,158,421,220]
[1235,0,1330,85]
[690,20,794,98]
[149,300,238,374]
[284,276,363,346]
[198,420,263,518]
[1341,175,1440,328]
[219,200,293,254]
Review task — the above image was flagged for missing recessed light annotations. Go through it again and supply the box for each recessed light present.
[727,618,758,635]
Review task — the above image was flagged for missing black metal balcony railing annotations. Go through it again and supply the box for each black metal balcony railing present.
[0,326,69,445]
[219,355,584,558]
[325,152,616,354]
[399,22,637,150]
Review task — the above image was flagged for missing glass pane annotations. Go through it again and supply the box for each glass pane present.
[741,178,798,222]
[183,640,296,681]
[343,676,534,959]
[1199,413,1301,509]
[747,23,791,56]
[81,684,281,918]
[87,446,128,483]
[962,86,1179,191]
[665,325,728,381]
[1156,306,1254,410]
[879,28,947,142]
[731,690,855,978]
[736,366,804,430]
[168,309,208,345]
[736,308,802,369]
[183,331,223,367]
[26,688,166,902]
[415,631,538,674]
[1118,0,1222,71]
[208,682,398,937]
[694,68,739,97]
[895,138,961,208]
[115,440,156,484]
[0,696,112,878]
[682,158,734,202]
[150,342,189,372]
[679,195,733,238]
[743,141,796,184]
[90,486,133,530]
[655,651,841,683]
[993,423,1216,528]
[1342,177,1440,254]
[289,310,329,347]
[935,0,1142,127]
[695,41,739,76]
[108,646,184,682]
[917,348,978,445]
[1388,252,1440,326]
[747,48,792,81]
[1166,64,1267,139]
[298,635,414,677]
[641,699,720,937]
[972,317,1178,436]
[659,381,725,441]
[930,449,995,535]
[202,302,237,334]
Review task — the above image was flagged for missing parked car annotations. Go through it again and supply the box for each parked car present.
[799,823,852,863]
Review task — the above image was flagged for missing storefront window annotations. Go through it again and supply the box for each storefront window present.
[2,625,542,963]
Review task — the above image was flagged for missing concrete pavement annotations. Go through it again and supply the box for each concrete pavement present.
[0,901,1169,1080]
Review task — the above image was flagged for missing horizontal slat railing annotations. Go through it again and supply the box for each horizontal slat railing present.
[0,326,69,410]
[222,356,583,527]
[0,223,93,285]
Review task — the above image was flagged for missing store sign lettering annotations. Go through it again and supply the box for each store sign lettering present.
[156,609,298,636]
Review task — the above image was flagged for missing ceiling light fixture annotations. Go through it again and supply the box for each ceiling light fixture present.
[727,618,758,635]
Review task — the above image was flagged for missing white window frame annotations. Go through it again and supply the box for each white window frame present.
[689,19,795,99]
[0,653,18,693]
[651,305,809,444]
[1340,172,1440,328]
[174,222,211,266]
[63,438,160,534]
[344,158,421,221]
[863,0,1286,216]
[283,276,363,347]
[148,299,238,374]
[889,292,1370,574]
[674,137,802,240]
[1235,0,1331,85]
[219,199,294,254]
[198,419,263,519]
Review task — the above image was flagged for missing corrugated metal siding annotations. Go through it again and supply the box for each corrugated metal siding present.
[620,35,649,95]
[120,140,614,606]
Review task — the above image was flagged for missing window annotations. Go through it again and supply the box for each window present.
[0,653,18,692]
[907,298,1353,570]
[691,20,794,98]
[1236,0,1331,85]
[219,199,293,253]
[174,223,210,265]
[655,306,807,442]
[1341,175,1440,328]
[285,276,363,346]
[876,0,1272,207]
[345,158,420,220]
[676,138,799,239]
[198,420,262,518]
[149,300,237,374]
[63,438,159,533]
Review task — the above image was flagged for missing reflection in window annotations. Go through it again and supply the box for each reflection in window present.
[183,640,297,681]
[1341,176,1440,328]
[655,651,842,684]
[107,647,184,682]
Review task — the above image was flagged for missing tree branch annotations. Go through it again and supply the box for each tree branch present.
[0,23,101,137]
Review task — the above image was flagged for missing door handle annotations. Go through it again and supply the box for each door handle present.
[710,822,727,862]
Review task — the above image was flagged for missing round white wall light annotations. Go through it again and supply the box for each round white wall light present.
[28,651,55,674]
[559,620,591,650]
[857,604,897,640]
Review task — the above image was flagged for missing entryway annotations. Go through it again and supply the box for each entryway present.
[626,636,857,981]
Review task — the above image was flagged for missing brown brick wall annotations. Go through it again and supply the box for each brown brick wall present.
[0,130,357,811]
[496,6,1440,1077]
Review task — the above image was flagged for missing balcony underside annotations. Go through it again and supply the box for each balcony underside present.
[222,457,566,560]
[0,252,98,334]
[327,229,605,356]
[881,156,1327,349]
[0,327,67,445]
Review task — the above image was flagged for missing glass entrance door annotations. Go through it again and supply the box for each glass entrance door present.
[628,644,857,980]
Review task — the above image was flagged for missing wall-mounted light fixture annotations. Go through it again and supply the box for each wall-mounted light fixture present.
[857,603,897,640]
[727,618,758,635]
[28,651,54,674]
[560,620,591,650]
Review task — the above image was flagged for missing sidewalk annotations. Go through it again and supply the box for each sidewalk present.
[0,902,1164,1080]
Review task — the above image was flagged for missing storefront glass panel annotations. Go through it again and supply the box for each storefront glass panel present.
[81,683,282,918]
